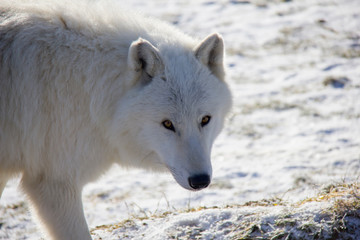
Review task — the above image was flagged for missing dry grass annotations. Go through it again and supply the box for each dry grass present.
[230,182,360,240]
[91,182,360,240]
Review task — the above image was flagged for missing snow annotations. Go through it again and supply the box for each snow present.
[89,187,360,239]
[1,0,360,239]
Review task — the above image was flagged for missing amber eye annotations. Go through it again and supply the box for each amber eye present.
[201,115,211,127]
[162,120,175,132]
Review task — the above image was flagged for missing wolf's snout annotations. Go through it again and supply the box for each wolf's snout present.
[188,174,210,190]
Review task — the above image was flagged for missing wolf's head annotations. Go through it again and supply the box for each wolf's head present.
[111,33,232,191]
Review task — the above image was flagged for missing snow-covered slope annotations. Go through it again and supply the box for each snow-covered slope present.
[90,183,360,240]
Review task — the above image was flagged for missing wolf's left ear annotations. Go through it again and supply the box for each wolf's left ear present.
[194,33,225,81]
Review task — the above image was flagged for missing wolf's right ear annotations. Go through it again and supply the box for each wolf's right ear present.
[128,38,164,80]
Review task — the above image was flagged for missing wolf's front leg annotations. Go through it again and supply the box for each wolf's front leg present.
[21,174,91,240]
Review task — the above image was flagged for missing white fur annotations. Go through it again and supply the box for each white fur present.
[0,1,232,239]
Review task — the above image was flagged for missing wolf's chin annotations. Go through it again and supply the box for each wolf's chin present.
[165,165,197,191]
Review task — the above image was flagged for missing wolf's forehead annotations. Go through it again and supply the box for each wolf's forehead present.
[163,48,201,77]
[167,80,205,105]
[160,51,212,111]
[163,77,210,121]
[164,52,205,87]
[165,63,206,101]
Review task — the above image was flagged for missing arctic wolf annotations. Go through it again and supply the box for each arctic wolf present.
[0,0,232,239]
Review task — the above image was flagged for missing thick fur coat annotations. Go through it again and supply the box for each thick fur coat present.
[0,1,232,239]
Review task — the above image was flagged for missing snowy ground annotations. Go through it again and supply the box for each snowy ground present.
[1,0,360,239]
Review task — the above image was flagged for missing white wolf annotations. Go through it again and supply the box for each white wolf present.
[0,0,232,239]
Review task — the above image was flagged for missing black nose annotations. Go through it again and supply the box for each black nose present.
[188,174,211,190]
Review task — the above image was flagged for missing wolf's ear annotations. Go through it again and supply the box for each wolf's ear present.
[194,33,225,81]
[128,38,164,80]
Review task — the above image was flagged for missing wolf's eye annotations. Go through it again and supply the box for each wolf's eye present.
[201,115,211,127]
[162,120,175,132]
